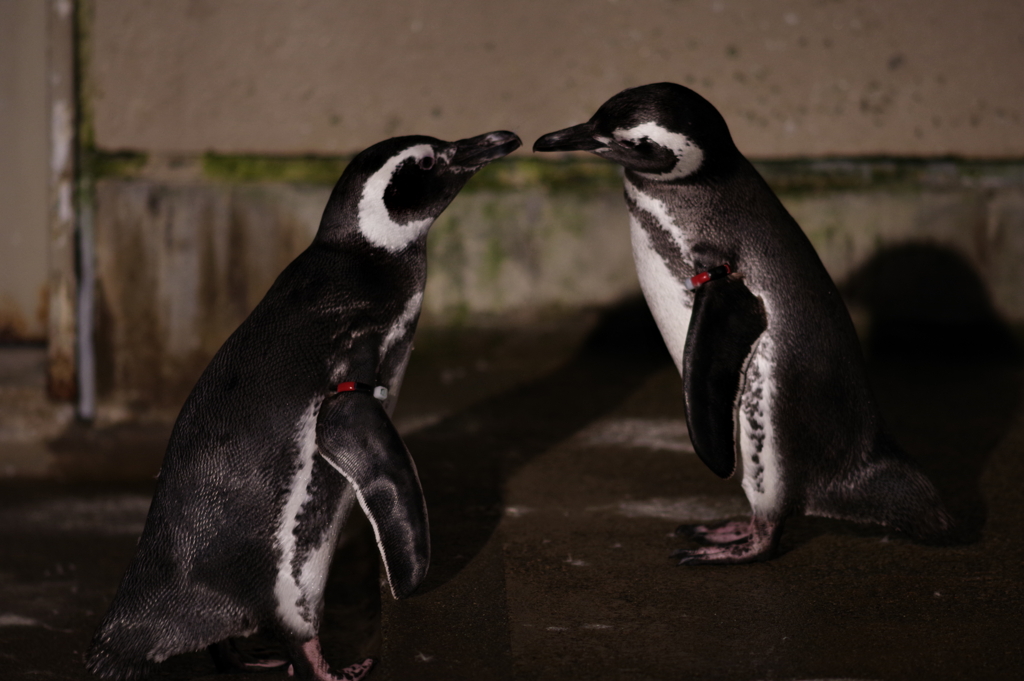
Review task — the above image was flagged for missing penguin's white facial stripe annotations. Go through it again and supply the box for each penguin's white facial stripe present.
[614,122,704,181]
[357,144,435,253]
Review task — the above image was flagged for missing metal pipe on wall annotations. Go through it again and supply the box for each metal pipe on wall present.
[46,0,79,404]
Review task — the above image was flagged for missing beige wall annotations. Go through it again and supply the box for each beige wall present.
[90,0,1024,157]
[0,1,1022,421]
[0,0,49,342]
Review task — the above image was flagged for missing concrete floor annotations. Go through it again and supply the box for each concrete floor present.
[1,298,1023,680]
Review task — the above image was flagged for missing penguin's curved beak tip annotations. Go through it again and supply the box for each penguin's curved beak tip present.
[533,123,603,153]
[451,131,522,167]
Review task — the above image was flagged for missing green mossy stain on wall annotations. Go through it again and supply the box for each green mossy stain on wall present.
[549,200,590,238]
[755,158,1024,195]
[427,214,467,287]
[76,0,100,201]
[465,157,622,194]
[198,155,624,193]
[202,153,350,184]
[153,154,623,191]
[483,237,506,284]
[74,137,1024,197]
[94,151,148,178]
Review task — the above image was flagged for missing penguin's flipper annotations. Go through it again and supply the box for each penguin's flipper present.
[682,275,767,478]
[316,393,429,599]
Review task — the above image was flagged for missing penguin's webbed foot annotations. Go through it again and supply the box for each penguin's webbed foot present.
[675,518,752,545]
[672,516,780,565]
[286,637,374,681]
[209,638,289,673]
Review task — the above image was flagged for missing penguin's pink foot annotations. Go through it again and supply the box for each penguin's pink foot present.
[675,518,752,544]
[286,637,374,681]
[672,516,781,564]
[209,639,289,673]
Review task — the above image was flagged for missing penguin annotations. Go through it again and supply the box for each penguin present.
[534,83,952,564]
[86,130,522,679]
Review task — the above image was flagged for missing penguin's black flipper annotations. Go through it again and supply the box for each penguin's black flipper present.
[316,393,430,600]
[683,275,768,478]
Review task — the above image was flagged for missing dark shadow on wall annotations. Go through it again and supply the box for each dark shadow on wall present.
[845,242,1021,360]
[843,242,1024,542]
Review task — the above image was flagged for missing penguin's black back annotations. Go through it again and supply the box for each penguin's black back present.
[667,158,947,532]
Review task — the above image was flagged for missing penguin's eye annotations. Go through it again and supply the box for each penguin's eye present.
[419,156,435,170]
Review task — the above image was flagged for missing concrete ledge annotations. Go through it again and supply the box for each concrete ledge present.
[78,156,1024,413]
[0,348,74,477]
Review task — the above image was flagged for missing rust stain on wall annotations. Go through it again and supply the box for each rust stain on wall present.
[94,180,319,410]
[0,285,49,344]
[0,298,31,343]
[46,278,76,400]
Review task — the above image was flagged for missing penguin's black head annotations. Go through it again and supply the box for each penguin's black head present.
[320,131,521,251]
[533,83,738,181]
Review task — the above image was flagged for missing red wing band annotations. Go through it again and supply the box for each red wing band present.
[336,381,389,401]
[683,263,733,291]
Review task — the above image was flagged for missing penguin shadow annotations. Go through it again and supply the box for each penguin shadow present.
[840,242,1023,543]
[401,295,671,593]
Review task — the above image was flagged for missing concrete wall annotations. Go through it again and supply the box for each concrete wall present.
[88,0,1024,157]
[89,165,638,410]
[0,0,49,342]
[89,161,1024,412]
[5,0,1024,416]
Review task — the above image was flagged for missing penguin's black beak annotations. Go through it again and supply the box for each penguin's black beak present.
[451,131,522,167]
[533,122,604,152]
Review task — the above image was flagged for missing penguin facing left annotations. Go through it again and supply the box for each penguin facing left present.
[86,130,522,681]
[534,83,952,564]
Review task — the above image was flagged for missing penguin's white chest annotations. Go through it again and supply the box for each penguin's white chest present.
[273,400,355,636]
[625,182,694,374]
[629,220,692,373]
